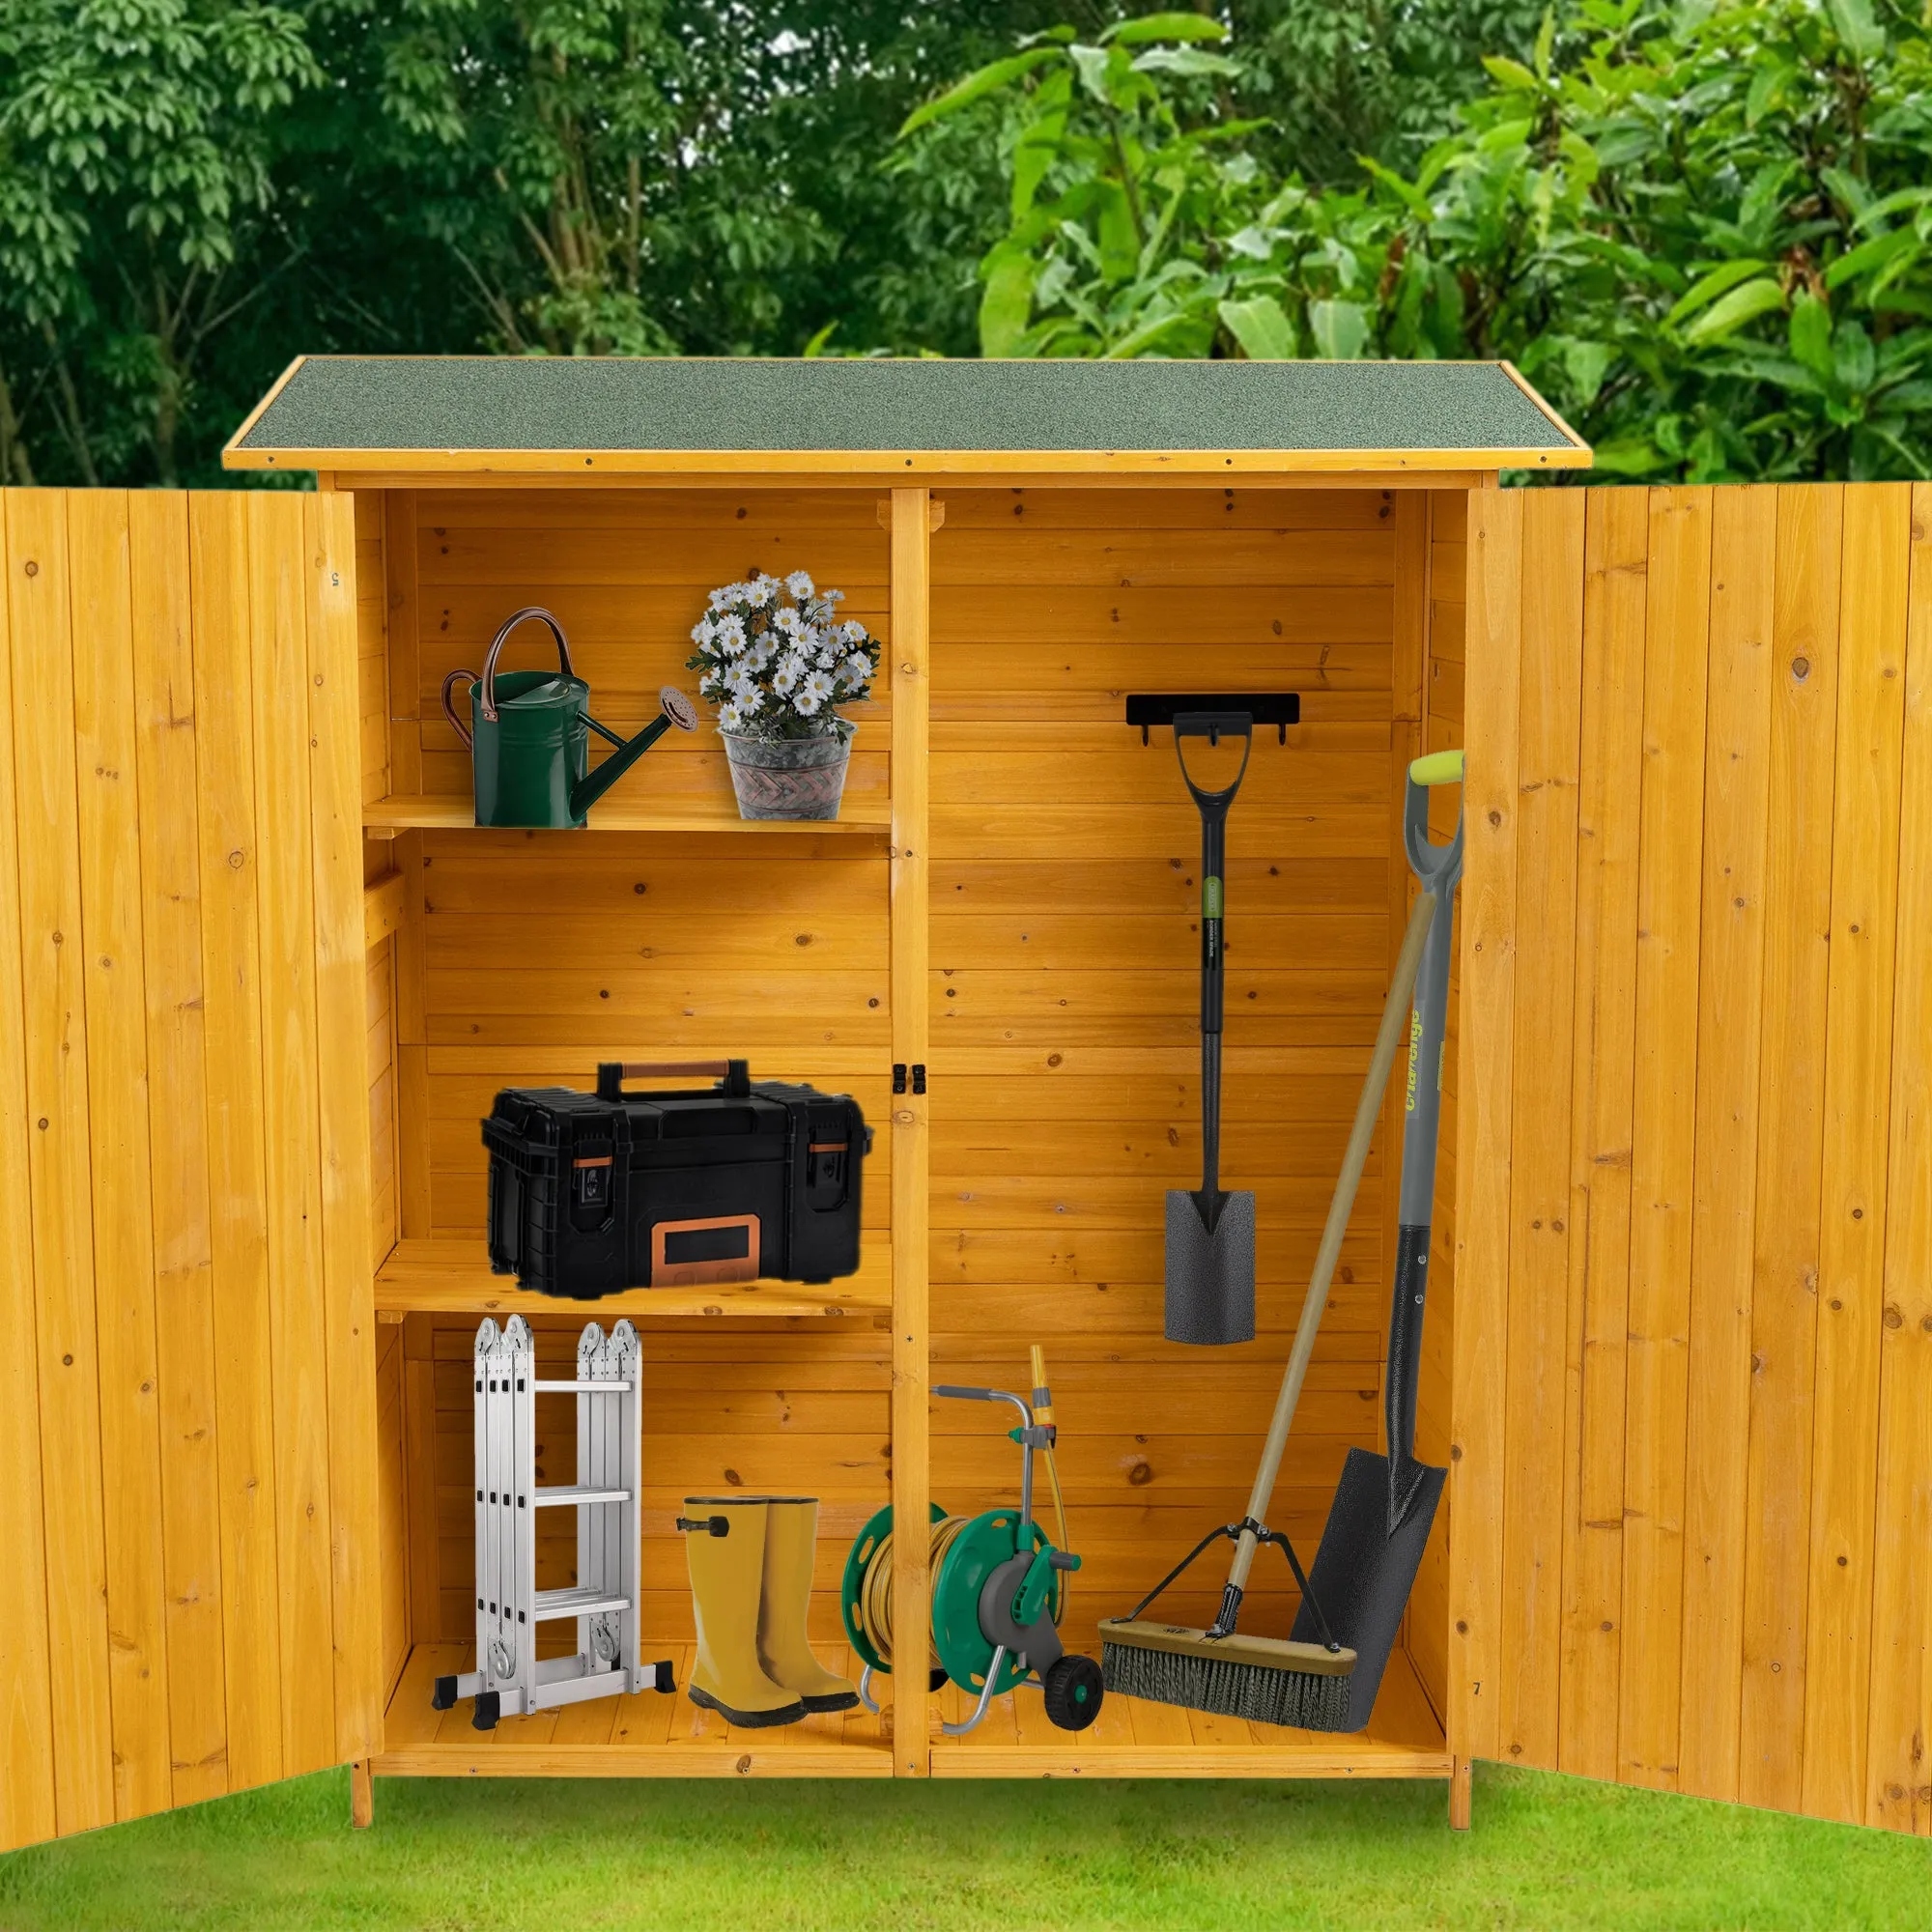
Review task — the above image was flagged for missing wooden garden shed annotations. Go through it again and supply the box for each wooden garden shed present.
[1,355,1925,1846]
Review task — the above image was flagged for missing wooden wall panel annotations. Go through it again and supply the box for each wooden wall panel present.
[1803,486,1911,1823]
[927,488,1406,1654]
[0,496,56,1850]
[1497,491,1585,1771]
[1678,486,1776,1801]
[1454,482,1931,1835]
[1557,490,1648,1780]
[69,494,173,1821]
[0,490,380,1852]
[1865,481,1932,1833]
[1738,485,1841,1811]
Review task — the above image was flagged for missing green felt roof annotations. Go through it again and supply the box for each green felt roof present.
[229,355,1584,468]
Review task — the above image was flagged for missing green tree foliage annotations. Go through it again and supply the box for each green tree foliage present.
[0,0,321,484]
[904,0,1932,479]
[0,1,1065,484]
[3,2,1922,486]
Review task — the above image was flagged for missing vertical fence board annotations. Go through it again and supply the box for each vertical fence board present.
[1497,491,1584,1767]
[127,492,230,1809]
[1449,487,1520,1765]
[68,492,175,1821]
[188,494,286,1790]
[306,493,384,1759]
[1678,487,1777,1802]
[244,495,336,1776]
[1556,488,1648,1780]
[1618,488,1713,1791]
[1738,484,1842,1811]
[1803,486,1910,1825]
[0,497,56,1851]
[1865,481,1932,1834]
[8,492,115,1834]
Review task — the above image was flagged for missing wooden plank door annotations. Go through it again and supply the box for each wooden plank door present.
[1449,482,1932,1833]
[0,489,378,1851]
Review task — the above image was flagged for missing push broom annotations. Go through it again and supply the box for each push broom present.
[1100,751,1465,1731]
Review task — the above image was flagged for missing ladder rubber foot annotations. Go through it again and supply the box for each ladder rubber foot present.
[472,1691,500,1732]
[649,1660,676,1693]
[431,1675,459,1712]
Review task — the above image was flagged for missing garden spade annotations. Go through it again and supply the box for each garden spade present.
[1288,750,1464,1729]
[1165,712,1257,1347]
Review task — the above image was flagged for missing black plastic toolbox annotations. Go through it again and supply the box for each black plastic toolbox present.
[483,1059,871,1298]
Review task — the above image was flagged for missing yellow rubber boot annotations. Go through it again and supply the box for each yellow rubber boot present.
[681,1498,806,1727]
[757,1496,860,1714]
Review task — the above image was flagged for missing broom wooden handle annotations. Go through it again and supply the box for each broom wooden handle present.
[1224,889,1437,1598]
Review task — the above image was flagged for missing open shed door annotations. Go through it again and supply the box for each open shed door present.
[0,490,378,1850]
[1449,482,1931,1832]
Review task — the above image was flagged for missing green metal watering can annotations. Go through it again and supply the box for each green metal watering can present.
[441,607,697,829]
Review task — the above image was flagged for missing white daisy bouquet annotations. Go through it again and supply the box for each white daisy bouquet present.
[686,570,882,742]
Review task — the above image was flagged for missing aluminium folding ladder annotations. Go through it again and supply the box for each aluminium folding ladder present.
[433,1314,675,1729]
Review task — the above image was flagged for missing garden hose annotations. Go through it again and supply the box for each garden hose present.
[851,1514,972,1673]
[1031,1343,1072,1623]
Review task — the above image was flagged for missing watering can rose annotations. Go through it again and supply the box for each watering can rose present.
[687,570,880,741]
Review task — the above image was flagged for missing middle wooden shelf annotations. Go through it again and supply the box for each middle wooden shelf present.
[374,1237,893,1320]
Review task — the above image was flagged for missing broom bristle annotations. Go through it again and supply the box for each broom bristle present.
[1102,1637,1354,1732]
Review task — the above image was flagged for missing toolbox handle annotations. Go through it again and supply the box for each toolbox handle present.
[596,1059,752,1100]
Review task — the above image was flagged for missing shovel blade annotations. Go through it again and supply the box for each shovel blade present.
[1290,1444,1446,1732]
[1164,1188,1256,1346]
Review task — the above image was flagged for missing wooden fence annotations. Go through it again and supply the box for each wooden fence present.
[1450,482,1931,1833]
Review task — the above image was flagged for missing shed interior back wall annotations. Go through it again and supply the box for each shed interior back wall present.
[365,483,1441,1675]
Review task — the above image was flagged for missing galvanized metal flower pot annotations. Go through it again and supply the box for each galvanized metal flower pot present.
[721,727,852,820]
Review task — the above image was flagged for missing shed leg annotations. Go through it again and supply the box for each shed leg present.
[351,1759,375,1830]
[1449,1754,1472,1832]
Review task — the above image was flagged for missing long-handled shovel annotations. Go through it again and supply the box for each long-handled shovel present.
[1288,749,1465,1729]
[1165,711,1257,1347]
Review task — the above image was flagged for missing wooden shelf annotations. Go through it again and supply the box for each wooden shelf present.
[371,1640,1447,1783]
[374,1237,891,1321]
[928,1643,1449,1779]
[361,793,892,837]
[376,1643,895,1778]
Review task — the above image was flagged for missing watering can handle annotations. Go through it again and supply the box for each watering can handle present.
[479,607,575,724]
[440,668,477,750]
[438,607,577,745]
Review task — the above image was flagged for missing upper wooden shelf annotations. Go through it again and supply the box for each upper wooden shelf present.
[374,1238,892,1321]
[362,793,892,837]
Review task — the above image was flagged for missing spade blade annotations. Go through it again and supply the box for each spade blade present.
[1291,1444,1446,1732]
[1164,1187,1256,1346]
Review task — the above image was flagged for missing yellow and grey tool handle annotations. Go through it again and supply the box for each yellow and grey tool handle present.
[1386,752,1464,1525]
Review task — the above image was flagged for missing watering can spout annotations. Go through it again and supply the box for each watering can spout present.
[571,686,700,817]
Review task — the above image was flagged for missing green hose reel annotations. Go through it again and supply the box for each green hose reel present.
[838,1363,1104,1735]
[840,1502,1067,1701]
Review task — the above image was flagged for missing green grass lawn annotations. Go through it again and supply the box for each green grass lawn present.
[2,1765,1926,1931]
